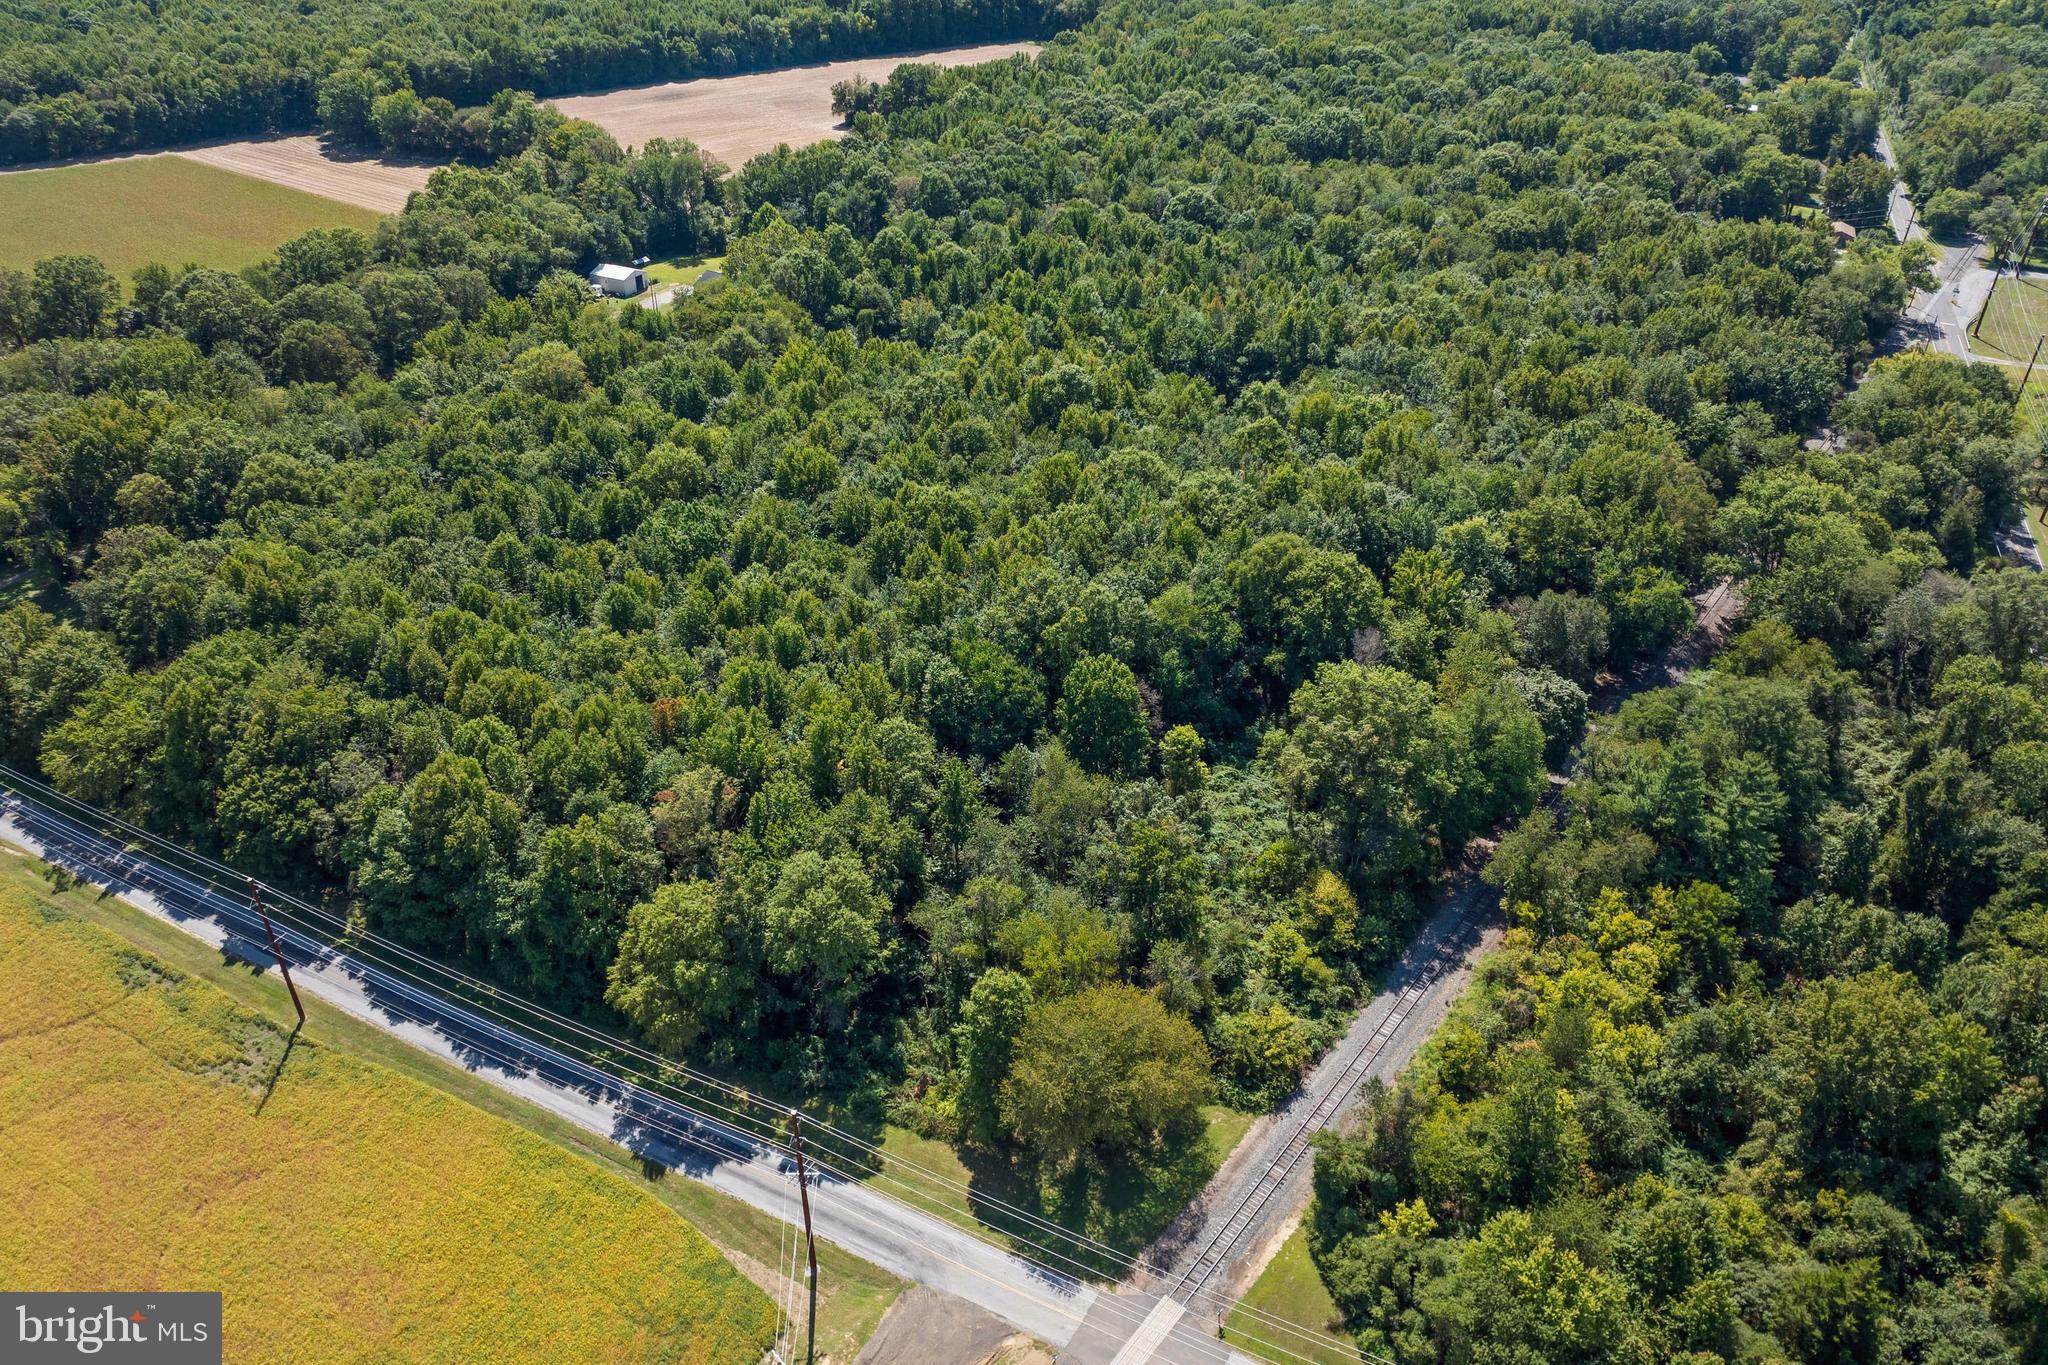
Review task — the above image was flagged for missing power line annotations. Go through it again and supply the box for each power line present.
[0,764,1169,1281]
[14,782,1154,1292]
[16,777,1351,1358]
[0,773,1392,1365]
[37,821,1231,1359]
[0,768,1402,1363]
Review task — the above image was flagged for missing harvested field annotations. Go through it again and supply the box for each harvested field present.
[176,135,436,214]
[0,136,434,220]
[0,42,1036,244]
[555,42,1041,169]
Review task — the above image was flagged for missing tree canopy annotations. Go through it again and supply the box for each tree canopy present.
[2,0,2046,1332]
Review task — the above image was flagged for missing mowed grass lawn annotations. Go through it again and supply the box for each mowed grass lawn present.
[645,255,725,290]
[1223,1226,1362,1364]
[0,156,381,278]
[0,885,776,1364]
[2019,379,2048,438]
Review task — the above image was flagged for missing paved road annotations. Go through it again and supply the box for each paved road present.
[1995,518,2046,571]
[1876,124,1915,241]
[0,794,1231,1361]
[0,601,1763,1365]
[1079,582,1746,1360]
[1903,234,1993,360]
[1873,119,1994,360]
[1872,111,2038,565]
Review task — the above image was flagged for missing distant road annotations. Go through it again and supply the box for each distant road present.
[1872,117,1995,361]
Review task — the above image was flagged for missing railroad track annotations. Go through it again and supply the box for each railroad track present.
[1147,576,1742,1323]
[1162,897,1487,1313]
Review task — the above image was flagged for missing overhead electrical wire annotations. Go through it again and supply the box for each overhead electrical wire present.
[0,769,1390,1365]
[1,770,1387,1363]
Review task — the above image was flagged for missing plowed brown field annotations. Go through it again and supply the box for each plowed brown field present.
[555,42,1041,168]
[176,136,437,213]
[0,42,1040,227]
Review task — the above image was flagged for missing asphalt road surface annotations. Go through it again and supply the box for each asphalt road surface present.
[1874,121,1994,361]
[0,795,1268,1363]
[0,587,1750,1365]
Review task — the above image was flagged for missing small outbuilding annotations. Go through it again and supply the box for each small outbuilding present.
[1831,220,1859,246]
[589,263,647,297]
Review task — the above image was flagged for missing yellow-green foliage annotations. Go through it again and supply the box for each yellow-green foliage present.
[1223,1226,1355,1365]
[0,158,379,278]
[0,889,776,1364]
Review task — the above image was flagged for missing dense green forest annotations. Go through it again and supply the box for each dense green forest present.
[0,0,1060,163]
[2,0,2046,1347]
[1863,0,2048,244]
[1309,358,2048,1361]
[1291,4,2048,1348]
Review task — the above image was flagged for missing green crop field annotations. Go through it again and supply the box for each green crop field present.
[0,157,380,279]
[1976,270,2048,368]
[0,881,777,1364]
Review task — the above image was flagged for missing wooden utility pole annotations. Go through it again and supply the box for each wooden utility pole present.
[2019,335,2045,407]
[249,878,304,1025]
[1976,232,2016,337]
[2015,193,2048,277]
[788,1111,820,1365]
[1981,198,2048,340]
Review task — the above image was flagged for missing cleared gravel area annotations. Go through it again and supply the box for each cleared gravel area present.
[554,42,1041,168]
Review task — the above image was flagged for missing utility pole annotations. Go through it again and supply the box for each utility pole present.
[787,1111,820,1365]
[1975,232,2014,338]
[1982,198,2048,342]
[2015,193,2048,278]
[249,878,304,1025]
[2019,335,2045,408]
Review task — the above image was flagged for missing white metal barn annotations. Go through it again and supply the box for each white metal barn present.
[589,263,647,297]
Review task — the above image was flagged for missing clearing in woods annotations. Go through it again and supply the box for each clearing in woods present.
[0,43,1040,262]
[0,881,779,1364]
[0,155,384,277]
[554,42,1042,168]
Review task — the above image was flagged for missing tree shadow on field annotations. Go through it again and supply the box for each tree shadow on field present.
[952,1125,1221,1282]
